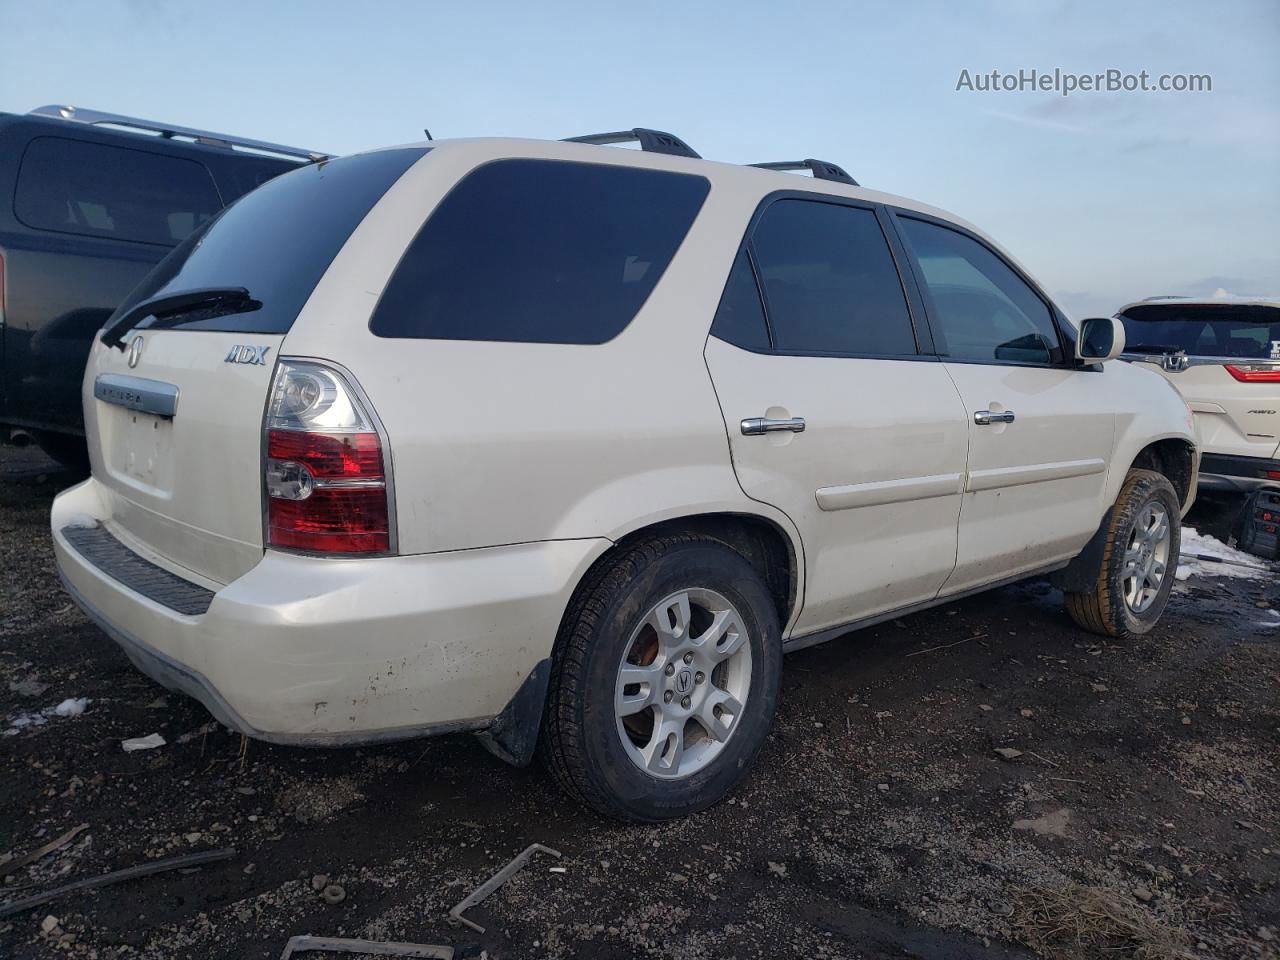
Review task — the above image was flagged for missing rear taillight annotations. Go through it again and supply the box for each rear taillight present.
[1224,363,1280,383]
[264,360,393,554]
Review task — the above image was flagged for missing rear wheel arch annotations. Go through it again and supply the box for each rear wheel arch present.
[602,512,800,634]
[477,511,799,771]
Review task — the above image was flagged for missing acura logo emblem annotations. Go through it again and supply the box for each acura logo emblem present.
[674,668,694,694]
[126,336,144,368]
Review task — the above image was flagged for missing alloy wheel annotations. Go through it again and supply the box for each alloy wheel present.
[614,588,753,780]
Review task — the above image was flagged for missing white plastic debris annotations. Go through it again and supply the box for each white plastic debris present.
[54,698,88,717]
[122,733,167,752]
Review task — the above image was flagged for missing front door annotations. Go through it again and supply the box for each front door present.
[704,197,970,637]
[893,214,1115,594]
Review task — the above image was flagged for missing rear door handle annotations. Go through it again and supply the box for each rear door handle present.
[974,410,1015,425]
[741,417,806,436]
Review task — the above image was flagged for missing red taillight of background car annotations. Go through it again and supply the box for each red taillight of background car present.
[263,361,393,555]
[1224,363,1280,383]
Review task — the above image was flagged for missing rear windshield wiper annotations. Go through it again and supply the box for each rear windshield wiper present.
[100,287,260,350]
[1125,343,1186,355]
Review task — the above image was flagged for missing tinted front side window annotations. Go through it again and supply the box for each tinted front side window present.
[900,217,1060,365]
[115,148,428,335]
[370,159,710,344]
[15,137,222,246]
[749,200,916,356]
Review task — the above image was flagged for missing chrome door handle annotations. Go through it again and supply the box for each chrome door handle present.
[741,417,806,436]
[974,410,1016,425]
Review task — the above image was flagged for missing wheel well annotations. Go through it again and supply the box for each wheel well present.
[606,514,798,631]
[1130,439,1196,505]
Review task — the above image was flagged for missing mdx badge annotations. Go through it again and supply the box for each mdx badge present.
[225,344,272,365]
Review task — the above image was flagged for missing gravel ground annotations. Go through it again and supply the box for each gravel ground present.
[1,444,1277,959]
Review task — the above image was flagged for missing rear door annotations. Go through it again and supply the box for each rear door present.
[704,195,970,637]
[1119,302,1280,461]
[893,213,1115,594]
[2,132,222,433]
[82,148,427,585]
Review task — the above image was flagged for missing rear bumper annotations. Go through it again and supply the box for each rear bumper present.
[52,478,609,745]
[1198,452,1280,494]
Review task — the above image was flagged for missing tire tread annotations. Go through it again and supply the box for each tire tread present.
[541,534,704,821]
[1064,468,1177,639]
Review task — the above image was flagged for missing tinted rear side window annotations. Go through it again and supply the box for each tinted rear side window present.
[1120,303,1280,358]
[749,199,916,356]
[711,250,772,351]
[116,148,428,336]
[15,136,222,246]
[369,159,710,344]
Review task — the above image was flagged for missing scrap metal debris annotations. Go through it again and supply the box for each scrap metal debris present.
[0,823,89,877]
[0,847,235,918]
[448,843,563,933]
[279,936,453,959]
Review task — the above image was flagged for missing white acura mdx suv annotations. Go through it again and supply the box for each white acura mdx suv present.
[52,129,1198,821]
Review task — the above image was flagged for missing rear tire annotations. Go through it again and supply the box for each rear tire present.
[1064,469,1181,638]
[541,535,781,822]
[34,431,90,474]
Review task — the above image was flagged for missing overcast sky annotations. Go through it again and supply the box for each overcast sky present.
[2,0,1277,319]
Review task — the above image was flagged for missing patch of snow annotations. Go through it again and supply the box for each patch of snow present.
[5,697,92,735]
[1177,526,1273,582]
[4,710,51,735]
[62,513,99,530]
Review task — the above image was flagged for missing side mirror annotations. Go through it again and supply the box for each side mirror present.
[1076,316,1126,363]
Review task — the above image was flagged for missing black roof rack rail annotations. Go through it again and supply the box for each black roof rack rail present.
[563,128,700,159]
[749,159,858,186]
[28,104,330,162]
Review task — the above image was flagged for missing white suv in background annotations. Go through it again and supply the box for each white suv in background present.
[1118,297,1279,558]
[1118,297,1279,492]
[53,129,1198,821]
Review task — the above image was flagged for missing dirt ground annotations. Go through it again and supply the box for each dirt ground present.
[1,444,1277,960]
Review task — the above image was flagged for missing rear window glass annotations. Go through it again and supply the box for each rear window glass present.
[750,199,916,356]
[369,159,710,344]
[116,148,428,336]
[711,250,772,351]
[15,136,223,246]
[1120,303,1280,359]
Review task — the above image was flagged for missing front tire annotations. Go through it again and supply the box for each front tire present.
[1064,468,1181,638]
[541,536,782,822]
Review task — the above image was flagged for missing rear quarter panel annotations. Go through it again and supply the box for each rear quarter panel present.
[279,143,798,557]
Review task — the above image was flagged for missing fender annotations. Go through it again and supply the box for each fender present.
[1049,508,1112,593]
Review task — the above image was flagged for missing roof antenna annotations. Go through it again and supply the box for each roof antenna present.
[423,128,433,141]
